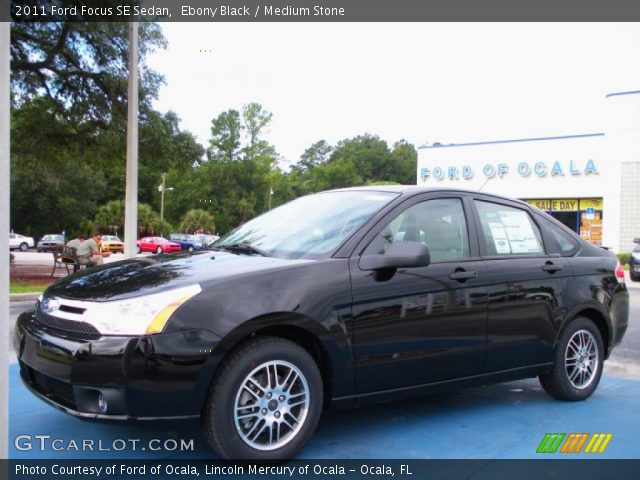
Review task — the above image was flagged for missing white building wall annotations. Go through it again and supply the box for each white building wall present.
[417,90,640,253]
[606,91,640,253]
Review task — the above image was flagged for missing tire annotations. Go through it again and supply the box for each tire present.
[156,246,163,254]
[37,248,42,253]
[188,246,194,252]
[201,336,323,460]
[19,242,28,252]
[631,270,639,282]
[539,317,604,401]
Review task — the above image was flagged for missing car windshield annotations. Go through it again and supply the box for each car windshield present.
[102,236,120,242]
[43,235,62,241]
[214,190,398,259]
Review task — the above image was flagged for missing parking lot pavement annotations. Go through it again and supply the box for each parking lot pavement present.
[8,363,640,460]
[11,250,146,266]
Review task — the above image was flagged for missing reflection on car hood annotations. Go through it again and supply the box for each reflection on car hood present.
[45,251,312,301]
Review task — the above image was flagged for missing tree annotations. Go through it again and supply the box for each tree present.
[390,140,418,185]
[242,102,273,156]
[11,21,166,128]
[93,200,171,237]
[208,109,242,162]
[291,140,332,174]
[179,209,215,233]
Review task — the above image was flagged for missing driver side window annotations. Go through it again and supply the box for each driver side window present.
[366,197,470,262]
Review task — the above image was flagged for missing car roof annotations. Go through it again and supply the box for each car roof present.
[328,185,532,207]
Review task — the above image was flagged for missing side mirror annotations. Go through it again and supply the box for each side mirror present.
[633,238,640,244]
[360,241,430,271]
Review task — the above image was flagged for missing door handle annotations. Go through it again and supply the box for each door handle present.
[541,261,563,273]
[449,270,478,281]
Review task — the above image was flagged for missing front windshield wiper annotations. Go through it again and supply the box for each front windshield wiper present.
[213,242,271,257]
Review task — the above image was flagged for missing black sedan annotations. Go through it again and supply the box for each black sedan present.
[630,237,640,282]
[14,187,629,460]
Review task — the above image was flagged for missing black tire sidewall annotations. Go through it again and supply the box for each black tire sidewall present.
[206,340,323,460]
[553,317,604,400]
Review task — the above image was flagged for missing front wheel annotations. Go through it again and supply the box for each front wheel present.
[201,336,323,460]
[156,246,163,254]
[19,242,28,252]
[539,317,604,401]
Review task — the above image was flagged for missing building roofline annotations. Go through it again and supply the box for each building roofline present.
[605,90,640,98]
[418,133,605,150]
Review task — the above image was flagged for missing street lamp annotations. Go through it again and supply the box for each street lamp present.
[158,172,175,223]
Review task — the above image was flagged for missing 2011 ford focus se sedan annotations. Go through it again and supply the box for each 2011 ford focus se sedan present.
[14,186,629,460]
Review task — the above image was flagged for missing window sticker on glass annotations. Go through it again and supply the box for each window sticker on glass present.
[488,222,511,254]
[498,211,541,254]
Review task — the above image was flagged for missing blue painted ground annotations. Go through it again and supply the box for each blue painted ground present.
[8,364,640,459]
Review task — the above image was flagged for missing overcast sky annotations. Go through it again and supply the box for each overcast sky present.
[146,23,640,166]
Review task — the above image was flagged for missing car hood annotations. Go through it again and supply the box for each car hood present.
[44,251,313,302]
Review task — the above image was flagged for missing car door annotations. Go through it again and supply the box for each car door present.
[143,238,155,252]
[349,194,489,395]
[469,197,569,372]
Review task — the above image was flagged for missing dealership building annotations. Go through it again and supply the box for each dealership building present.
[417,90,640,253]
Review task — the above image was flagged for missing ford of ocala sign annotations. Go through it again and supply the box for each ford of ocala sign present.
[420,159,598,181]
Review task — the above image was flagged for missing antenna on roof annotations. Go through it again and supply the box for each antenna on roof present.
[478,176,492,192]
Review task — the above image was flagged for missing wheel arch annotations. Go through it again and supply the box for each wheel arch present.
[203,312,340,412]
[560,305,612,359]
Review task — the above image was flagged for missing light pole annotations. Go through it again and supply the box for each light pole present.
[158,172,174,223]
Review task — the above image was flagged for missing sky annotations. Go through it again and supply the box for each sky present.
[146,23,640,167]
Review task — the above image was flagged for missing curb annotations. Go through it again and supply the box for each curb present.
[10,293,40,303]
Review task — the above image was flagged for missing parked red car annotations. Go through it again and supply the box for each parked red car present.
[136,236,182,254]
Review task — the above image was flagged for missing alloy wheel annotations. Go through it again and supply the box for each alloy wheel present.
[565,329,599,390]
[234,360,309,451]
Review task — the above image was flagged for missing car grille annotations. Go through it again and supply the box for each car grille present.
[35,311,101,338]
[21,364,76,408]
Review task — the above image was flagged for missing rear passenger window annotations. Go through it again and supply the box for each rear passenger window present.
[475,200,544,256]
[537,216,579,255]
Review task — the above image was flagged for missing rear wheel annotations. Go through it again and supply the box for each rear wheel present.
[19,242,28,252]
[201,336,322,460]
[539,317,604,401]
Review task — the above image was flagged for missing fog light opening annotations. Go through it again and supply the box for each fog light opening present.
[97,393,107,414]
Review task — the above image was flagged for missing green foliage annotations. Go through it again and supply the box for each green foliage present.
[93,200,171,237]
[617,253,630,266]
[11,21,166,127]
[10,22,420,240]
[179,209,215,234]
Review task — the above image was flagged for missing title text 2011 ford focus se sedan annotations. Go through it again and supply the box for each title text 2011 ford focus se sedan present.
[14,187,629,460]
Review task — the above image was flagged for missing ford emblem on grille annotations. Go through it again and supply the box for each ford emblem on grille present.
[41,297,59,313]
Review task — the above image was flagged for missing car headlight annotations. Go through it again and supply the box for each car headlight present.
[632,252,640,261]
[82,284,202,335]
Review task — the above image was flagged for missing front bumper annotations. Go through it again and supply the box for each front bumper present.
[14,309,221,419]
[102,244,124,253]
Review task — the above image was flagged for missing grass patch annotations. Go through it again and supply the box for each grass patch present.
[10,282,47,294]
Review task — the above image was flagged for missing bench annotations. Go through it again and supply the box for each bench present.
[51,245,83,276]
